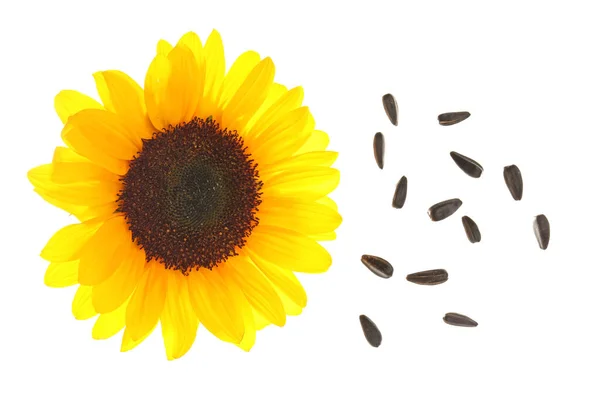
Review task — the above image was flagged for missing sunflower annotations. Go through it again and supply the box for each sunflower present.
[27,30,341,360]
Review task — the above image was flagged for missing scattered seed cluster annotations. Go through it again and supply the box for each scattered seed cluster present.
[358,94,551,347]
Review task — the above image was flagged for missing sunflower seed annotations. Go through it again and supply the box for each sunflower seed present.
[428,198,463,221]
[462,216,481,243]
[361,255,394,278]
[373,132,385,169]
[359,315,382,347]
[382,93,398,126]
[534,214,550,250]
[392,176,408,209]
[443,313,478,327]
[406,269,448,285]
[503,165,523,201]
[450,151,483,178]
[438,111,471,126]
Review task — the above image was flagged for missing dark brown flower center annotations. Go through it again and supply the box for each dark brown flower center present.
[117,117,262,274]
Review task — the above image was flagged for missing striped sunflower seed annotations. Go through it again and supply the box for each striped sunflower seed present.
[503,165,523,201]
[359,315,382,347]
[428,198,463,221]
[382,94,398,126]
[461,216,481,243]
[373,132,384,169]
[406,269,448,285]
[533,214,550,250]
[392,176,408,209]
[443,312,478,327]
[438,111,470,126]
[450,151,483,178]
[361,255,394,279]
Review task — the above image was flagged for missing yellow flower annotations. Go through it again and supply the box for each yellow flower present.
[28,30,341,360]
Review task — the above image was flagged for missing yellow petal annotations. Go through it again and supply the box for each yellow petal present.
[244,83,289,132]
[32,187,91,219]
[221,271,256,352]
[246,225,332,273]
[295,129,330,154]
[250,107,314,165]
[92,243,146,313]
[219,51,261,109]
[92,300,127,340]
[257,198,342,235]
[244,249,307,307]
[187,268,245,344]
[44,260,79,287]
[224,256,286,327]
[125,262,167,341]
[276,286,304,316]
[317,196,338,211]
[93,70,154,142]
[221,57,275,131]
[144,54,171,131]
[72,285,97,320]
[176,32,203,64]
[78,216,132,285]
[52,146,89,163]
[156,39,173,55]
[245,86,304,142]
[160,272,199,360]
[40,219,103,262]
[309,231,337,241]
[121,324,156,352]
[252,309,271,331]
[28,164,121,206]
[261,167,340,201]
[199,29,225,118]
[260,151,338,178]
[162,45,202,127]
[54,90,103,124]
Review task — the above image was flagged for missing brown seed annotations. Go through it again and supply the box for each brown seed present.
[382,94,398,126]
[361,255,394,279]
[503,165,523,201]
[428,198,463,221]
[461,216,481,243]
[359,315,382,347]
[392,176,408,209]
[450,151,483,178]
[406,269,448,285]
[438,111,471,126]
[443,313,478,327]
[533,214,550,250]
[373,132,384,169]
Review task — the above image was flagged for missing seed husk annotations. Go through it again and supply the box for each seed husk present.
[359,315,382,347]
[406,269,448,285]
[503,165,523,201]
[373,132,384,169]
[392,176,408,209]
[438,111,471,126]
[361,255,394,279]
[533,214,550,250]
[450,151,483,178]
[461,216,481,243]
[382,93,398,126]
[428,198,463,221]
[443,313,478,327]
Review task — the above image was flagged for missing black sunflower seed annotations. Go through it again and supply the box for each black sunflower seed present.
[438,111,471,126]
[382,93,398,126]
[392,176,408,209]
[534,214,550,250]
[443,313,478,327]
[428,198,463,221]
[406,269,448,285]
[461,216,481,243]
[373,132,385,169]
[359,315,382,347]
[503,165,523,201]
[450,151,483,178]
[361,255,394,279]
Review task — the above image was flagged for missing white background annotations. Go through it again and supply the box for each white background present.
[1,0,599,399]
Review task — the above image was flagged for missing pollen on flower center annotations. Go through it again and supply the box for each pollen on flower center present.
[117,117,263,274]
